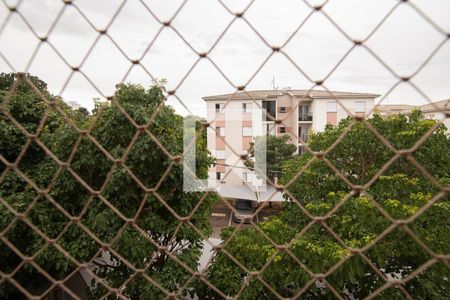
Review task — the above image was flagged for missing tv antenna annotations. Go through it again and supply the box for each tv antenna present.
[271,75,278,90]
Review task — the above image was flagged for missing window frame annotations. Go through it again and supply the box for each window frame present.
[355,101,366,113]
[215,103,223,113]
[242,103,252,113]
[299,126,309,142]
[216,172,225,182]
[216,150,226,159]
[243,172,252,183]
[266,124,276,136]
[327,101,337,113]
[242,126,253,137]
[216,126,225,137]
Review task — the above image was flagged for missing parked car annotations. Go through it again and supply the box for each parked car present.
[233,199,254,224]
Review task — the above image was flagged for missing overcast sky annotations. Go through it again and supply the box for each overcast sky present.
[0,0,449,117]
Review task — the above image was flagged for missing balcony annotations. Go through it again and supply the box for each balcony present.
[262,101,276,121]
[298,113,313,122]
[297,132,309,143]
[301,134,308,143]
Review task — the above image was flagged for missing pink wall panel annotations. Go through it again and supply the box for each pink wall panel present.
[327,112,337,126]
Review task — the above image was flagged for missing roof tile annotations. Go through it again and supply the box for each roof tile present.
[202,89,380,101]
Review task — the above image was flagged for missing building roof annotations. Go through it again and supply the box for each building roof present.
[419,99,450,113]
[202,89,380,101]
[376,104,415,110]
[377,99,450,114]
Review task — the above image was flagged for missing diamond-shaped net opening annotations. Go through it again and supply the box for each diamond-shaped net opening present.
[324,120,396,186]
[0,0,449,299]
[10,263,53,297]
[327,195,391,249]
[326,255,388,299]
[4,219,46,257]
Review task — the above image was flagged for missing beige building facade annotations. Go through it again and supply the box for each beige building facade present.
[377,99,450,130]
[203,89,380,202]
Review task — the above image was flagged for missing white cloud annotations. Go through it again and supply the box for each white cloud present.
[0,0,449,115]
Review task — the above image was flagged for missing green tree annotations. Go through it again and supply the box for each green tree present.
[198,113,449,299]
[246,134,296,181]
[0,73,217,299]
[0,72,87,298]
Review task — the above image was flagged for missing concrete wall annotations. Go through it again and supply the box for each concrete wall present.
[312,97,375,132]
[206,100,255,186]
[276,94,298,144]
[206,101,219,185]
[225,101,243,185]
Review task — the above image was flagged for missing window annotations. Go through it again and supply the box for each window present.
[355,101,366,113]
[266,124,276,135]
[279,106,286,113]
[298,146,305,155]
[216,150,225,159]
[262,101,276,120]
[243,172,252,182]
[299,126,309,142]
[215,103,223,113]
[279,127,286,133]
[242,103,251,113]
[242,127,252,136]
[298,104,311,121]
[216,126,225,137]
[327,101,337,112]
[216,172,225,182]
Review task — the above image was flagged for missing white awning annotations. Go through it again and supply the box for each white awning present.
[257,185,285,202]
[216,183,285,202]
[217,184,258,201]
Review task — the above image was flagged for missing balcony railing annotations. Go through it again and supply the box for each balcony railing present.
[297,133,309,143]
[301,134,308,143]
[298,113,313,121]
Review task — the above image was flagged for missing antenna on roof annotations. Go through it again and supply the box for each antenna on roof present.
[271,75,278,90]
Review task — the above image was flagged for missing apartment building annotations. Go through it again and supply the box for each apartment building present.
[203,89,379,203]
[377,99,450,130]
